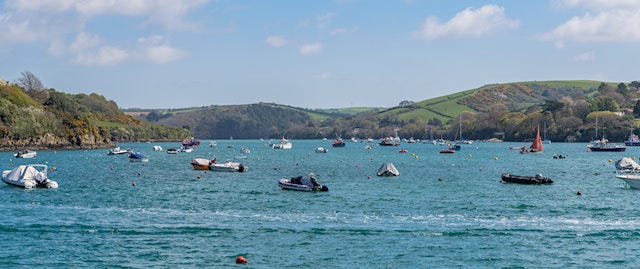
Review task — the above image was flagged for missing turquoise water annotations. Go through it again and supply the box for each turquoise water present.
[1,140,639,268]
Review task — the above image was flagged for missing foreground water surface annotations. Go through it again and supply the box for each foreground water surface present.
[1,140,639,268]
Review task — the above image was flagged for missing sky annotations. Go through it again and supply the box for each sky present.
[1,0,640,109]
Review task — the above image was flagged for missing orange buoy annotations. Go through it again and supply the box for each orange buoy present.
[236,255,248,264]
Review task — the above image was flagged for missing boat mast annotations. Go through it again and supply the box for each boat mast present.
[459,113,462,140]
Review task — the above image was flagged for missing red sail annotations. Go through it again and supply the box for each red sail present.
[530,126,544,152]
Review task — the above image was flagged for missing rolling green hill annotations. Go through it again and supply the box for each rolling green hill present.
[0,82,190,150]
[133,79,640,142]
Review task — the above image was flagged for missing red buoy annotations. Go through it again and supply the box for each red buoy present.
[236,255,248,264]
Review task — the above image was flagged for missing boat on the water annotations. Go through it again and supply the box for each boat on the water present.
[209,140,217,147]
[107,147,128,155]
[14,150,37,158]
[439,149,455,154]
[315,147,328,153]
[182,137,200,147]
[587,139,626,152]
[520,126,543,154]
[379,137,400,146]
[614,157,640,189]
[272,138,292,149]
[2,164,58,189]
[153,145,163,151]
[190,158,211,170]
[278,174,328,192]
[209,158,247,172]
[501,173,553,184]
[332,137,345,147]
[625,131,640,146]
[129,152,149,162]
[167,148,178,154]
[377,163,400,177]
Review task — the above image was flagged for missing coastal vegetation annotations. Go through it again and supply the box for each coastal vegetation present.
[136,80,640,142]
[0,72,190,150]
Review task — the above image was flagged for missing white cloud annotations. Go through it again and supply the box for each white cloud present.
[315,72,331,79]
[543,9,640,43]
[572,51,595,61]
[145,45,186,64]
[70,32,100,52]
[137,35,187,64]
[554,0,640,10]
[300,43,323,55]
[330,26,358,36]
[316,13,336,29]
[75,46,129,66]
[413,4,519,40]
[266,35,287,47]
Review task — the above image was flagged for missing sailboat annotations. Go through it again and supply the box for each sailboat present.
[520,126,543,154]
[587,118,626,152]
[455,113,473,144]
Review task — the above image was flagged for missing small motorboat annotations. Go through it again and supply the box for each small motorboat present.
[2,164,58,189]
[107,147,128,155]
[332,138,345,147]
[14,150,37,158]
[167,148,178,154]
[615,158,640,189]
[190,158,211,170]
[129,152,149,162]
[178,146,194,153]
[209,158,247,172]
[209,141,217,147]
[364,145,373,150]
[553,154,566,159]
[439,149,455,154]
[398,149,408,153]
[153,145,163,151]
[278,174,328,192]
[501,173,553,184]
[377,162,400,177]
[240,148,250,154]
[315,147,328,153]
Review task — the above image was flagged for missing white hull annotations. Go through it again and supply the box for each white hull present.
[616,173,640,189]
[2,164,58,189]
[15,151,37,158]
[210,162,246,172]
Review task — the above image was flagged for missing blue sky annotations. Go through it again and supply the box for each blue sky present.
[1,0,639,109]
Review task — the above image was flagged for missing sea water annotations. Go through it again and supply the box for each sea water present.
[1,141,639,268]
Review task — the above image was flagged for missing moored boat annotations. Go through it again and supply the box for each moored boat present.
[272,138,292,149]
[2,164,58,189]
[520,126,543,154]
[377,163,400,177]
[182,137,200,147]
[501,173,553,184]
[209,158,247,172]
[278,174,328,191]
[167,148,178,154]
[107,147,128,155]
[315,147,328,153]
[614,157,640,189]
[587,139,626,152]
[625,131,640,146]
[14,150,37,158]
[190,158,211,170]
[332,137,345,147]
[129,152,149,162]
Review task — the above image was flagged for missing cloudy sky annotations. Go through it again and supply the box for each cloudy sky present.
[1,0,639,109]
